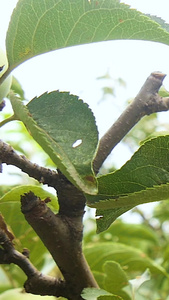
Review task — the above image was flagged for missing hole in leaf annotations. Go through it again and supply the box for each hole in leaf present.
[95,215,103,220]
[72,139,82,148]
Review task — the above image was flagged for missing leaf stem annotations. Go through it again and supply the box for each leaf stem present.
[93,72,169,174]
[0,115,16,128]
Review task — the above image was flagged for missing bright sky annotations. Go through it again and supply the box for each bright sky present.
[1,0,169,221]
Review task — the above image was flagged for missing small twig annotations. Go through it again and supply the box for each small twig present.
[93,72,169,174]
[132,207,155,230]
[0,229,68,297]
[0,229,37,277]
[0,140,59,189]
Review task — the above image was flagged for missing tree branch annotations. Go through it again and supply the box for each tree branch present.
[93,72,169,174]
[21,190,98,299]
[0,140,59,189]
[0,142,98,298]
[0,228,68,298]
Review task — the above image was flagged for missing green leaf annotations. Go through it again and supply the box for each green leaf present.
[10,92,98,194]
[98,296,123,300]
[89,135,169,200]
[0,185,57,268]
[100,183,169,210]
[146,14,169,33]
[84,242,168,278]
[0,184,58,211]
[95,207,133,233]
[6,0,169,72]
[98,186,169,233]
[0,288,56,300]
[10,76,25,100]
[158,85,169,97]
[86,135,169,230]
[103,261,129,293]
[153,199,169,223]
[95,183,169,232]
[0,184,57,204]
[0,186,55,287]
[88,220,158,250]
[92,271,106,289]
[81,288,113,300]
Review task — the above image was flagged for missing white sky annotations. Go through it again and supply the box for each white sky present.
[1,0,169,221]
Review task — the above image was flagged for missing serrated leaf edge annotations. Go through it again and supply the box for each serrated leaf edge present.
[88,183,169,209]
[10,94,97,195]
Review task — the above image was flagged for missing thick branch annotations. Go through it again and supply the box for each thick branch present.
[93,72,169,174]
[0,143,98,298]
[0,140,59,189]
[21,190,98,299]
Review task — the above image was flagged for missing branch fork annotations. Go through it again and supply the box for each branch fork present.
[93,72,169,173]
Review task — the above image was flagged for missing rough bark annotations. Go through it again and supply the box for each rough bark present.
[93,72,169,173]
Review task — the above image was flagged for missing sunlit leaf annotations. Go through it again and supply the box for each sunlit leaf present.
[10,76,25,100]
[81,288,113,300]
[0,184,58,210]
[98,296,123,300]
[6,0,169,72]
[158,85,169,97]
[0,185,57,268]
[0,288,56,300]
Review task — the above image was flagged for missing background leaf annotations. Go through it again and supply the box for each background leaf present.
[6,0,169,72]
[0,185,57,206]
[0,288,56,300]
[103,261,129,298]
[10,76,25,100]
[84,242,168,278]
[98,296,123,300]
[83,205,169,299]
[81,288,113,300]
[0,185,57,262]
[85,220,158,253]
[0,185,57,288]
[10,92,98,194]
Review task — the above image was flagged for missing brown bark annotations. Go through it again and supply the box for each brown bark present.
[20,173,98,299]
[93,72,169,173]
